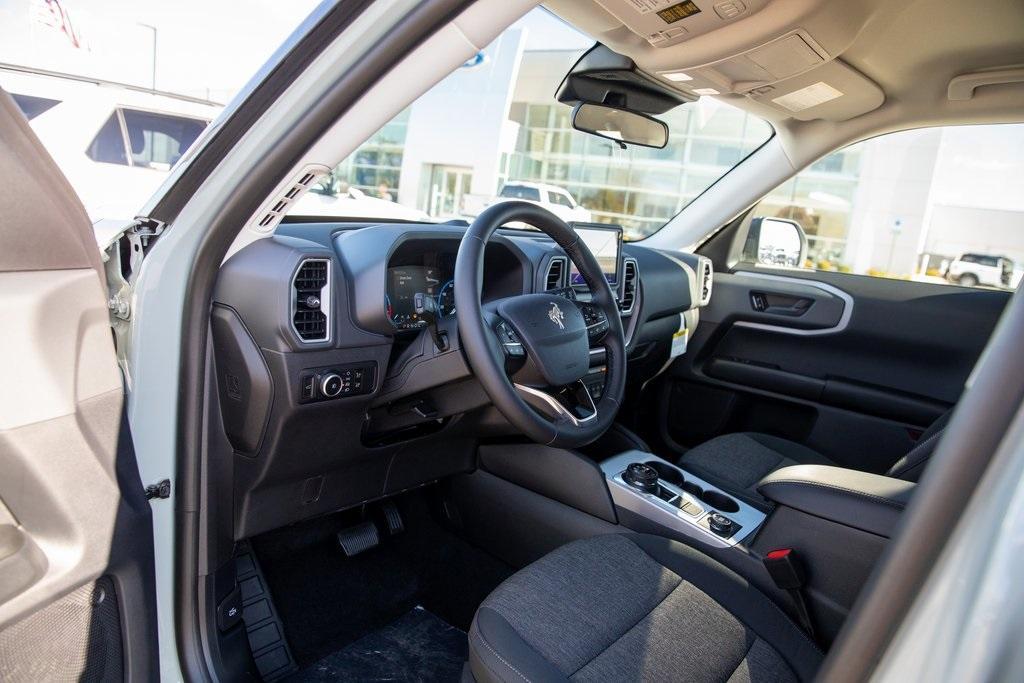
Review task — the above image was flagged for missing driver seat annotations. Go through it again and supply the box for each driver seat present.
[467,534,822,682]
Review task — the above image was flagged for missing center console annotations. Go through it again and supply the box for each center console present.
[601,451,766,548]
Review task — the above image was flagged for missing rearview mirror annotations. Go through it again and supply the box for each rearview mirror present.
[572,103,669,149]
[743,217,808,268]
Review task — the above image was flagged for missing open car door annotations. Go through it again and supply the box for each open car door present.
[0,90,158,680]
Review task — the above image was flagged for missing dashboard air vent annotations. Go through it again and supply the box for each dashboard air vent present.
[545,257,567,290]
[292,259,330,342]
[619,258,638,314]
[699,258,713,306]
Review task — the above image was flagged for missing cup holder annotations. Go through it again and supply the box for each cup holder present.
[643,461,685,488]
[641,460,741,513]
[701,490,740,513]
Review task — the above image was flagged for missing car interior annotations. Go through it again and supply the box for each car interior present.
[2,0,1023,681]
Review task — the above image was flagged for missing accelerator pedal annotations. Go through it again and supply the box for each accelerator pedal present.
[380,500,404,536]
[337,521,380,557]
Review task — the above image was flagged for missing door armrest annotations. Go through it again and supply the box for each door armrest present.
[757,465,915,537]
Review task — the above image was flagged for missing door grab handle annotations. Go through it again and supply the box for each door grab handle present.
[750,291,814,316]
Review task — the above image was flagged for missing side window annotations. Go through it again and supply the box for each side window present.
[86,113,129,165]
[741,124,1024,289]
[548,191,574,208]
[121,109,207,170]
[11,93,61,120]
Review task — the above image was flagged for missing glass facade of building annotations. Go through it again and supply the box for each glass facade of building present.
[499,101,775,239]
[332,108,410,197]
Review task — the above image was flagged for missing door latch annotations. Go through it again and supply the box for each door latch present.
[145,479,171,501]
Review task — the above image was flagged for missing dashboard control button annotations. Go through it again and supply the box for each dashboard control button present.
[623,462,659,493]
[300,374,316,400]
[320,373,343,398]
[708,513,734,536]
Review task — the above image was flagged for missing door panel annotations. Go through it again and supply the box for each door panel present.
[661,267,1009,473]
[0,90,158,680]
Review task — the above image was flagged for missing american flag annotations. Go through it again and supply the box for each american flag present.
[29,0,89,50]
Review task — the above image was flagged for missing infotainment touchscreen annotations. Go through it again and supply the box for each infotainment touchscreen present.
[568,223,622,287]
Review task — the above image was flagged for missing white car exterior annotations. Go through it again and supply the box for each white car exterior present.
[490,181,592,223]
[945,253,1013,288]
[1,68,221,225]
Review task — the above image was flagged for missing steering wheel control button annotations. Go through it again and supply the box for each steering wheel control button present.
[495,321,526,357]
[708,513,736,537]
[623,462,660,493]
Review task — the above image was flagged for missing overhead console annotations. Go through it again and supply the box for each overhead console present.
[549,0,886,121]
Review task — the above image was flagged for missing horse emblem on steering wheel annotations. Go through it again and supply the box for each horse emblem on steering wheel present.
[548,302,565,330]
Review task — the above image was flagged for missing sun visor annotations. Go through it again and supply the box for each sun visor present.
[744,59,884,121]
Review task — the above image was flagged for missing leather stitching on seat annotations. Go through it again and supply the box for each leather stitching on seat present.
[887,430,943,479]
[759,480,906,510]
[471,625,533,683]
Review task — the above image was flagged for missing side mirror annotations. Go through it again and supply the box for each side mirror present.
[743,217,808,268]
[571,103,669,149]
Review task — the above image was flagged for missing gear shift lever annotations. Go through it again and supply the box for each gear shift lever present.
[622,462,660,493]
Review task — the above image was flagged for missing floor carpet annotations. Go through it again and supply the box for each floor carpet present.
[286,607,468,682]
[253,491,512,670]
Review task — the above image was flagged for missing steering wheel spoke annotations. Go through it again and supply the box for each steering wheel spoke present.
[513,381,597,426]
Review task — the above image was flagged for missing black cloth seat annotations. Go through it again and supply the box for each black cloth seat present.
[468,534,822,683]
[677,411,952,509]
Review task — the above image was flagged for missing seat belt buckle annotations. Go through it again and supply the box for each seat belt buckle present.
[763,548,806,590]
[763,548,817,640]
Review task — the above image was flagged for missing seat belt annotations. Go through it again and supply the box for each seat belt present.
[763,548,817,640]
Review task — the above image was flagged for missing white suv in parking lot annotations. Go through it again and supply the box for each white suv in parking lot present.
[489,181,592,223]
[945,252,1014,288]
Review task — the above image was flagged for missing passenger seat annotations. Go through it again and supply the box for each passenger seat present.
[677,411,951,508]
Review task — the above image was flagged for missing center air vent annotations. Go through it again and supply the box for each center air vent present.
[292,259,331,342]
[699,258,713,306]
[546,257,567,290]
[619,258,638,314]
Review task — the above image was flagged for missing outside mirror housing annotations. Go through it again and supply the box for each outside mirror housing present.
[572,103,669,149]
[744,217,809,268]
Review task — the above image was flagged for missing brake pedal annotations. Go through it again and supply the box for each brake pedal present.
[381,500,404,535]
[337,521,380,557]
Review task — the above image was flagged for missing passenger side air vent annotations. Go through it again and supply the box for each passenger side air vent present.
[699,257,713,306]
[619,258,638,314]
[546,257,567,290]
[253,164,330,233]
[292,259,331,342]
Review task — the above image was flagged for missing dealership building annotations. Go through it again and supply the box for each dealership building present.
[333,27,1024,278]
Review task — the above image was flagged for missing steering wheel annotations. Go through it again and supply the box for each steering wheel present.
[454,201,626,448]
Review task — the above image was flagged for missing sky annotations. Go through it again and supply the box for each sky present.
[0,0,323,101]
[0,1,591,103]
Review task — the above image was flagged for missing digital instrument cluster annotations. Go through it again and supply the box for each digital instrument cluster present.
[385,255,456,329]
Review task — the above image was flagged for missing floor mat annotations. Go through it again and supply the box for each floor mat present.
[286,607,467,682]
[253,491,512,668]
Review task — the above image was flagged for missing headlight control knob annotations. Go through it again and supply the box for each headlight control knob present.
[320,373,343,398]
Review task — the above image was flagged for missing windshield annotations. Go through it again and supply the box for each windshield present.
[289,8,772,241]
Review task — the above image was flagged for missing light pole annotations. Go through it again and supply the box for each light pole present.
[138,23,157,90]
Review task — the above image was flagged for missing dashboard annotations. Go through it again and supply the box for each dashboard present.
[211,219,713,539]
